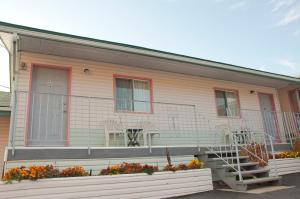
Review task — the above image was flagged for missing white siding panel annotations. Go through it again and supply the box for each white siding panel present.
[0,169,213,199]
[269,158,300,175]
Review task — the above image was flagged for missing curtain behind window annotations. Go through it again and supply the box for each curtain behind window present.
[116,78,133,111]
[133,80,151,112]
[215,90,239,116]
[216,90,227,116]
[226,92,238,116]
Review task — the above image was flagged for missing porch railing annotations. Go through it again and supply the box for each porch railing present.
[9,91,300,154]
[10,91,203,150]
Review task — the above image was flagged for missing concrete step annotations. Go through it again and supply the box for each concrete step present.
[226,168,270,176]
[236,176,281,185]
[207,156,249,162]
[215,162,259,169]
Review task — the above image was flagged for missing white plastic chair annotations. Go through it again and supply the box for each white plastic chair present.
[104,120,127,147]
[138,121,159,146]
[215,124,230,145]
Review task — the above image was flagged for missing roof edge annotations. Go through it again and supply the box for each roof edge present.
[0,21,299,84]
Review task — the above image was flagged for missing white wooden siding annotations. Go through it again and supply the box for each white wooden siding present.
[0,169,213,199]
[269,158,300,175]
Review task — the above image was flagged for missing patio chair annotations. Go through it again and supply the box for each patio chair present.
[215,124,231,145]
[104,119,127,147]
[137,121,159,146]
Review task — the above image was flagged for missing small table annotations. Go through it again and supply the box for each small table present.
[233,130,249,144]
[126,129,143,147]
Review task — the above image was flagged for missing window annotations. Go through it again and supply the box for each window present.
[215,89,240,117]
[115,76,152,113]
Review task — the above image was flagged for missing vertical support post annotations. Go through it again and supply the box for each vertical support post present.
[193,105,200,152]
[233,134,243,181]
[88,97,91,156]
[268,134,278,176]
[148,133,152,153]
[283,112,293,147]
[10,90,18,156]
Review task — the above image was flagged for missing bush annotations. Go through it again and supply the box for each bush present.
[163,159,205,172]
[59,166,88,177]
[240,143,268,167]
[293,139,300,152]
[269,139,300,159]
[3,166,27,182]
[187,159,205,169]
[100,162,158,175]
[3,165,59,182]
[270,151,300,159]
[163,164,177,172]
[176,163,189,170]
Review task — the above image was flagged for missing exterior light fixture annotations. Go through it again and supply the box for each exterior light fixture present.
[20,62,27,70]
[83,68,90,74]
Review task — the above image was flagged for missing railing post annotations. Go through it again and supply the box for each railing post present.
[233,134,243,181]
[268,134,278,176]
[193,105,200,152]
[148,133,152,153]
[283,112,294,147]
[88,97,91,156]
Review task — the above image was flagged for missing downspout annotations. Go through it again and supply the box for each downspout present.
[8,33,20,158]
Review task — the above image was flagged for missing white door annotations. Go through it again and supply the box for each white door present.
[28,67,69,146]
[259,93,279,140]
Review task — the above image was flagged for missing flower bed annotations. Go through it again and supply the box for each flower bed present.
[3,165,60,182]
[3,159,205,182]
[270,151,300,159]
[0,169,213,199]
[268,139,300,175]
[0,159,212,199]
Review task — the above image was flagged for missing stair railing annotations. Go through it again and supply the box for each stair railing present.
[231,130,279,177]
[199,115,243,181]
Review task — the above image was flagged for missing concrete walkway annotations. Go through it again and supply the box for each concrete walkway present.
[176,173,300,199]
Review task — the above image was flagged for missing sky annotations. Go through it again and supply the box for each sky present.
[0,0,300,91]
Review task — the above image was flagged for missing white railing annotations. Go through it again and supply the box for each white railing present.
[9,91,300,158]
[10,91,201,152]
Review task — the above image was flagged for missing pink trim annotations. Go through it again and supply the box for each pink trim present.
[213,87,241,118]
[113,74,154,114]
[288,88,300,112]
[25,63,72,147]
[257,92,281,142]
[287,89,300,136]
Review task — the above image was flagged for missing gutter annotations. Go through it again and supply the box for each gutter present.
[0,21,300,84]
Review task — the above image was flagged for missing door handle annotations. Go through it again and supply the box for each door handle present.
[63,103,67,113]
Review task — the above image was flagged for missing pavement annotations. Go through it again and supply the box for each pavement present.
[176,173,300,199]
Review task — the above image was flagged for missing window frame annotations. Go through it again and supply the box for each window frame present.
[214,88,241,117]
[113,74,154,114]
